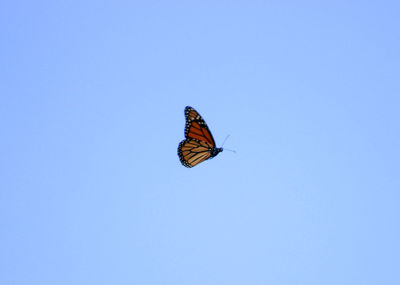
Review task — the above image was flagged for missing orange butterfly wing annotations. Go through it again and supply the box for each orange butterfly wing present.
[184,107,216,146]
[178,106,222,168]
[178,139,213,168]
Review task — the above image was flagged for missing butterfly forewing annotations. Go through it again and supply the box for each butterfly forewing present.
[184,107,216,146]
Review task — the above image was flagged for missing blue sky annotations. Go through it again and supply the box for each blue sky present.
[1,1,399,284]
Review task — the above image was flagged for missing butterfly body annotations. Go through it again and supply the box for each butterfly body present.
[177,106,223,168]
[210,147,223,157]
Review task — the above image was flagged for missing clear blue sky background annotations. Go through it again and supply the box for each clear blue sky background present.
[1,1,399,284]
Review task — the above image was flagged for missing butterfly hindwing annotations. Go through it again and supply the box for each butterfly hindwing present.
[178,139,213,168]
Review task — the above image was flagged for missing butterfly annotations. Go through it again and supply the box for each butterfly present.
[177,106,223,168]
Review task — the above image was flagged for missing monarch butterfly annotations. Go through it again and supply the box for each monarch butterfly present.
[178,106,223,168]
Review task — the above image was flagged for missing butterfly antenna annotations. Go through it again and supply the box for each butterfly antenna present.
[221,135,230,147]
[224,148,237,153]
[221,135,236,153]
